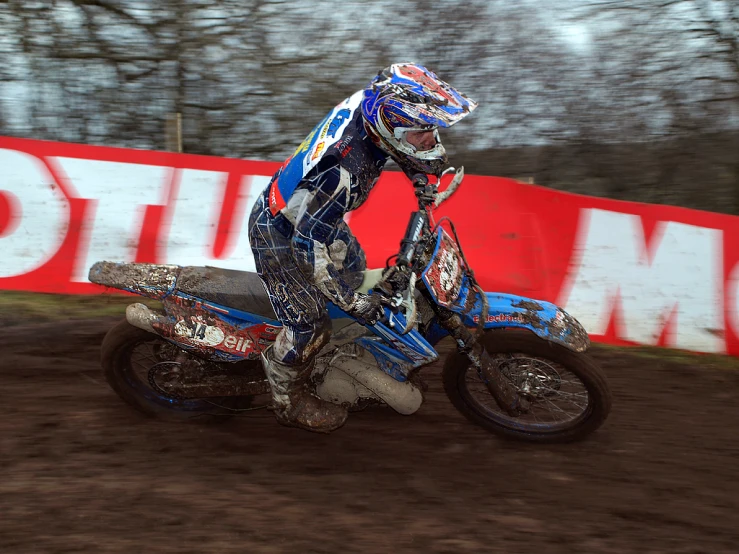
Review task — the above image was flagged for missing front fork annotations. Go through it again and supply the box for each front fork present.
[436,308,529,416]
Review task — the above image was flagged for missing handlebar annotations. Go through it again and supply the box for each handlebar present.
[369,165,466,333]
[392,166,468,271]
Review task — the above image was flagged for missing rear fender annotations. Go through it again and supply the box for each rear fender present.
[126,294,281,363]
[460,292,591,353]
[88,261,180,300]
[90,262,282,361]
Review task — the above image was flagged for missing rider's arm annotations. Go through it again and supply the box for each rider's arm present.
[289,163,359,311]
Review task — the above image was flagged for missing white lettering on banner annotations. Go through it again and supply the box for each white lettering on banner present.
[0,149,70,278]
[53,158,170,282]
[162,171,269,271]
[560,208,724,353]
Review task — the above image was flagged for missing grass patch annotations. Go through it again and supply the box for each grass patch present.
[0,291,161,325]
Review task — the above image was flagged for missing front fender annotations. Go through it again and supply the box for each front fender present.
[460,292,591,353]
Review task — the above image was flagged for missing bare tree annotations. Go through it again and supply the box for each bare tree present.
[1,0,738,213]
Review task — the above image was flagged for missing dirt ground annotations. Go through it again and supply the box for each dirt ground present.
[2,315,739,553]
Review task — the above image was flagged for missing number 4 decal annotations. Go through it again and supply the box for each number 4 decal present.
[188,321,207,339]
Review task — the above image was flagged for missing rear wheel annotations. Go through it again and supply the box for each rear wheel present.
[443,328,611,442]
[101,319,257,422]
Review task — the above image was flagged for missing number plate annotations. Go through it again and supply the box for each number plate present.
[421,229,464,307]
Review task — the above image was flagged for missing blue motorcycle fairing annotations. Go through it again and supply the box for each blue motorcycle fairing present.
[327,303,439,382]
[458,291,591,353]
[417,228,590,353]
[178,293,282,327]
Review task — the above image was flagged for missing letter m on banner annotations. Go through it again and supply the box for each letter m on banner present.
[559,208,724,353]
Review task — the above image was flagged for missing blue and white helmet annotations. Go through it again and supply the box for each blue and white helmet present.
[361,63,478,177]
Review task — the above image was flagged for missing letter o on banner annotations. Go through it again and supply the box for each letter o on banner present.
[0,149,71,278]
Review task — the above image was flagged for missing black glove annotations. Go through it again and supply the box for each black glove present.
[347,292,386,326]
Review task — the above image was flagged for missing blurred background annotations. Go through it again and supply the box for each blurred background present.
[0,0,737,213]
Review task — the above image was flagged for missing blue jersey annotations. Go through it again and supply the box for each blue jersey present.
[258,90,388,309]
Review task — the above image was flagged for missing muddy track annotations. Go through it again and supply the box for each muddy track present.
[1,317,738,553]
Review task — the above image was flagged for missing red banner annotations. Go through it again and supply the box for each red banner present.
[2,136,738,355]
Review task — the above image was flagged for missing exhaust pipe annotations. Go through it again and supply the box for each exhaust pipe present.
[331,352,423,415]
[125,303,164,333]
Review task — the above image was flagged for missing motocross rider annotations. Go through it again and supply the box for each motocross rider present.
[248,62,477,433]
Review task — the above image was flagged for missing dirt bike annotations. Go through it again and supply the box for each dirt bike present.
[89,167,611,442]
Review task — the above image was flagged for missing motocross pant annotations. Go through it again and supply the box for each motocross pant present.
[248,195,365,366]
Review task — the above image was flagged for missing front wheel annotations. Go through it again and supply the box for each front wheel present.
[443,328,612,442]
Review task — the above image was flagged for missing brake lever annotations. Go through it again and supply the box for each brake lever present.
[434,166,464,207]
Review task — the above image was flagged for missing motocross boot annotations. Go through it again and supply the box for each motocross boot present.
[261,346,348,434]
